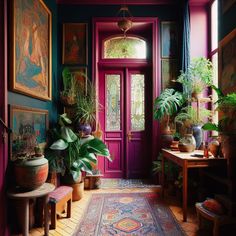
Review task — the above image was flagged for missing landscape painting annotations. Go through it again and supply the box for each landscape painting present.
[11,0,52,100]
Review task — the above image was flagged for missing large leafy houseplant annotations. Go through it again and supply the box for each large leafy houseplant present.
[153,88,185,134]
[177,57,213,97]
[46,114,111,183]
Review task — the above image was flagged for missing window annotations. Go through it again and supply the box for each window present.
[103,36,147,59]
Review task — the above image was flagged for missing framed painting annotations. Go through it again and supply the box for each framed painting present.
[11,0,52,101]
[219,28,236,94]
[9,105,49,160]
[161,59,178,90]
[161,22,178,58]
[69,67,87,94]
[221,0,236,13]
[62,23,88,65]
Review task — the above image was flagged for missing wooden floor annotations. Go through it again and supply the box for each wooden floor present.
[27,186,200,236]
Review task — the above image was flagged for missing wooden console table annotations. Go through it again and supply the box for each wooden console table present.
[161,149,226,222]
[8,183,55,236]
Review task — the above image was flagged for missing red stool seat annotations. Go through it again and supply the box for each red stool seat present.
[48,186,73,229]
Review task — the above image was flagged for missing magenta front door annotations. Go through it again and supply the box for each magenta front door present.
[98,68,152,178]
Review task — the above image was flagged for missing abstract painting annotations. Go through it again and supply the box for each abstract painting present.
[62,23,87,65]
[10,105,49,160]
[11,0,52,100]
[219,28,236,94]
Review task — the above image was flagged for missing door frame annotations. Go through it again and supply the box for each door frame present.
[92,17,160,172]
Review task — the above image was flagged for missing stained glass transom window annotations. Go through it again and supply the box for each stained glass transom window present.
[104,36,146,59]
[131,74,145,131]
[106,74,121,131]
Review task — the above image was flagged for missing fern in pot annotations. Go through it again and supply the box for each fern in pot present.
[177,57,213,99]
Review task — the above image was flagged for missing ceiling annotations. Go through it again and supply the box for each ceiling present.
[57,0,211,6]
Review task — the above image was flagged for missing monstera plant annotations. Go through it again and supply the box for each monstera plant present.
[154,88,185,134]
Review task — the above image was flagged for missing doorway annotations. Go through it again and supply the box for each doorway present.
[93,17,159,179]
[98,68,152,178]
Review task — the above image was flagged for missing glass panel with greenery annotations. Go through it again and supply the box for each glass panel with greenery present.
[131,74,145,131]
[104,36,146,59]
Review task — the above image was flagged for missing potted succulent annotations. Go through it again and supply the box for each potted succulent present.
[177,57,213,99]
[153,88,185,147]
[46,113,111,200]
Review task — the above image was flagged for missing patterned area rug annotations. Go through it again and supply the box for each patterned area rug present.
[100,178,160,189]
[73,193,185,236]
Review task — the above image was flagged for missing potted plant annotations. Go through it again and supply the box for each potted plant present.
[177,57,213,98]
[175,106,211,149]
[75,80,98,136]
[202,90,236,194]
[153,88,185,147]
[11,133,48,190]
[46,113,111,200]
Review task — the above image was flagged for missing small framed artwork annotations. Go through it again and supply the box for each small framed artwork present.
[161,22,178,58]
[69,67,87,94]
[219,28,236,94]
[221,0,236,13]
[11,0,52,101]
[9,105,49,160]
[62,23,88,65]
[161,59,178,90]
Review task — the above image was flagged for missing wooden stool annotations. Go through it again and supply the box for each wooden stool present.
[195,202,236,236]
[48,186,73,229]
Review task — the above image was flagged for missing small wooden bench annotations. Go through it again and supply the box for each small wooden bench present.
[48,186,73,229]
[195,202,236,236]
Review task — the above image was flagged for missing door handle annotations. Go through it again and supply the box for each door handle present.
[127,131,132,142]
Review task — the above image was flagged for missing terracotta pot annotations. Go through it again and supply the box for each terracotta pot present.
[71,181,84,201]
[14,155,48,190]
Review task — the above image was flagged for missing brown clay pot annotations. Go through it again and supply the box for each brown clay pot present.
[71,181,84,201]
[14,155,48,190]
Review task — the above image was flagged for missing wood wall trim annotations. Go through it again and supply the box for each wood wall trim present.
[57,0,176,5]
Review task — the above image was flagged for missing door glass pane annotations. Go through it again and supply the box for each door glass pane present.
[106,74,121,131]
[131,74,145,131]
[104,36,146,59]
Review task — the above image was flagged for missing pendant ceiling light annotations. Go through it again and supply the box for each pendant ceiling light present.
[117,5,132,37]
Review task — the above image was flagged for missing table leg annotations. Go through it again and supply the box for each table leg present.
[161,155,165,198]
[43,195,49,236]
[182,161,188,222]
[22,199,29,236]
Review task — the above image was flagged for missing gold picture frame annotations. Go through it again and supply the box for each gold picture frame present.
[10,0,52,101]
[9,105,49,160]
[62,23,88,65]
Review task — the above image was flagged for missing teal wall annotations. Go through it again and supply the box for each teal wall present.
[8,0,59,126]
[57,4,179,95]
[219,2,236,39]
